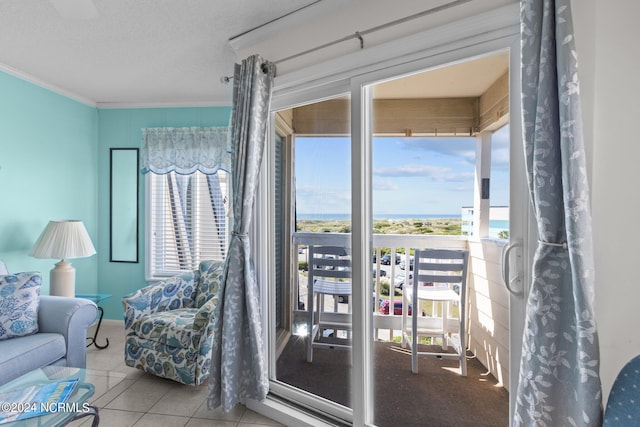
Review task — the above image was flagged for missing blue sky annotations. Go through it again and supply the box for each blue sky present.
[295,125,510,216]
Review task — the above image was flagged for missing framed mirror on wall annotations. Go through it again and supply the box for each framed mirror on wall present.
[110,148,139,263]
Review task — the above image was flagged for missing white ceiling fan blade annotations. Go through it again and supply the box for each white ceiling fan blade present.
[50,0,98,20]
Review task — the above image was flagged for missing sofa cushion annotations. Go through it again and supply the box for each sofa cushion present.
[0,333,66,385]
[0,272,41,340]
[135,308,198,349]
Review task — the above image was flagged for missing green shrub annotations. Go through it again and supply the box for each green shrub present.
[380,281,390,296]
[377,279,402,297]
[298,261,308,272]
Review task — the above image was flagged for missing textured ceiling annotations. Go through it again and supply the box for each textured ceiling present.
[0,1,513,107]
[0,0,318,106]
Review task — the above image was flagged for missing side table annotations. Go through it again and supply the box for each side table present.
[75,293,112,350]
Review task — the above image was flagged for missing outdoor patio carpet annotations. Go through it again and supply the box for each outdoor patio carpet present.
[276,338,509,427]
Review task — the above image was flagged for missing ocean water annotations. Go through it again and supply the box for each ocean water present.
[489,219,509,229]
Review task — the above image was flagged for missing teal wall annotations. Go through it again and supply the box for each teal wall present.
[0,72,99,292]
[0,70,232,319]
[97,107,232,319]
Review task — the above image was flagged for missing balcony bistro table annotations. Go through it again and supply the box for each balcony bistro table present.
[75,293,111,350]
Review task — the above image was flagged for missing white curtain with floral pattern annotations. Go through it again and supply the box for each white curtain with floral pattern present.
[515,0,602,425]
[140,127,231,175]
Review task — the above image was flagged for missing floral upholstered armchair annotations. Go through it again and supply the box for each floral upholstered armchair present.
[122,260,224,385]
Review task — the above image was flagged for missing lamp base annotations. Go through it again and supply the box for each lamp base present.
[49,260,75,298]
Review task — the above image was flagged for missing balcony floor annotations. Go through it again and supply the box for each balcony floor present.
[276,337,509,426]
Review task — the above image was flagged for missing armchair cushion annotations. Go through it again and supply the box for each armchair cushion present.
[135,307,199,349]
[195,260,223,307]
[0,272,41,340]
[123,272,197,335]
[123,260,224,385]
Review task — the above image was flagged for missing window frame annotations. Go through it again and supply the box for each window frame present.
[144,170,230,281]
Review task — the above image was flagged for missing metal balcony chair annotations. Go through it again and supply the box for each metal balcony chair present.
[401,249,469,375]
[306,245,352,363]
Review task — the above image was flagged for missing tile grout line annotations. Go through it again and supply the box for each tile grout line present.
[83,323,281,427]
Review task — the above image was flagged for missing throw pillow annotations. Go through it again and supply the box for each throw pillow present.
[0,272,42,340]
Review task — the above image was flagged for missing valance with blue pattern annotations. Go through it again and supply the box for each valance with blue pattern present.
[140,127,231,175]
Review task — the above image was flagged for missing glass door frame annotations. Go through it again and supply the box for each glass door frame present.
[256,7,528,426]
[350,38,529,426]
[267,85,356,425]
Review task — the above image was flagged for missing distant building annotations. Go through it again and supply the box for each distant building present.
[461,206,509,239]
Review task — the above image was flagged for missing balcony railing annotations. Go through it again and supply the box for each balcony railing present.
[291,231,509,388]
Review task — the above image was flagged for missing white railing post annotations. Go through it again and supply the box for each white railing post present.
[473,131,492,238]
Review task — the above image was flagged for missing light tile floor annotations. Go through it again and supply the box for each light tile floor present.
[69,321,283,427]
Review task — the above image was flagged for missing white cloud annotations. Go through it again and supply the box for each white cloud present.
[296,185,351,214]
[373,164,473,182]
[397,137,477,164]
[374,164,448,177]
[491,147,510,169]
[373,179,399,191]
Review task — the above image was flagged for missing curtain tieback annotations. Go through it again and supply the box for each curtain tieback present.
[232,231,248,238]
[538,240,568,249]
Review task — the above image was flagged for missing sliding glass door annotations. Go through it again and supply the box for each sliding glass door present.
[262,25,530,427]
[364,53,517,426]
[269,92,355,422]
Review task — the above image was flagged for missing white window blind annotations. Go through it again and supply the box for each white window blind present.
[147,170,229,279]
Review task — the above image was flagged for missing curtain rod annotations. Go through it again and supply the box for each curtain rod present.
[221,0,473,84]
[220,62,273,84]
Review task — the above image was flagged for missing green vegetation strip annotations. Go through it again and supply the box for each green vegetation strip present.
[297,218,462,235]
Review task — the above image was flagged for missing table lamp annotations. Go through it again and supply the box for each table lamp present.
[30,220,96,297]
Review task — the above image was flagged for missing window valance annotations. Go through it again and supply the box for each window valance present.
[140,127,231,175]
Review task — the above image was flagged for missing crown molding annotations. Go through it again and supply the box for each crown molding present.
[0,64,232,110]
[96,101,231,109]
[0,62,97,107]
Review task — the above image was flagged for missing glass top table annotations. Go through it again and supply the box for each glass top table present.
[0,366,97,427]
[75,293,112,350]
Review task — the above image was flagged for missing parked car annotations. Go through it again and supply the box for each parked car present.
[379,299,412,315]
[394,273,437,289]
[399,256,414,270]
[394,273,412,289]
[372,268,387,278]
[380,254,400,265]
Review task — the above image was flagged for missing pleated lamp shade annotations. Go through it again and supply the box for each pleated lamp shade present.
[31,220,96,297]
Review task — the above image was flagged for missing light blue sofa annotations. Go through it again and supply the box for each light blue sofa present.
[0,262,98,385]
